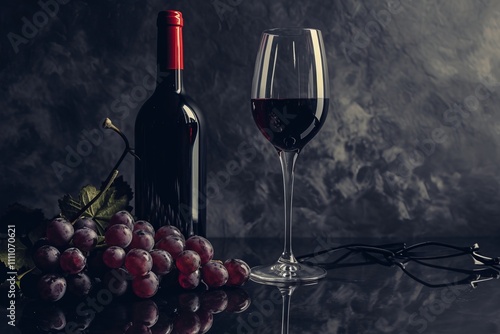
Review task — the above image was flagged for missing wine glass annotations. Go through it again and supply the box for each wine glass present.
[250,28,329,283]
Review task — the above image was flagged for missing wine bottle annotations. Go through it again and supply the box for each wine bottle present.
[135,10,206,237]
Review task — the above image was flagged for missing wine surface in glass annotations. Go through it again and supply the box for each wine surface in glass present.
[251,98,329,151]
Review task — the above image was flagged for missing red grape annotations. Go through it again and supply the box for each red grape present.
[223,259,251,287]
[73,217,98,232]
[105,224,133,248]
[132,300,159,327]
[109,210,135,230]
[66,272,92,297]
[33,245,60,272]
[46,217,74,247]
[178,269,200,290]
[60,247,86,274]
[173,312,200,334]
[176,250,201,274]
[185,236,213,265]
[38,274,66,301]
[73,227,98,252]
[129,230,155,251]
[125,248,153,277]
[200,289,228,314]
[155,236,185,259]
[150,249,174,276]
[102,246,126,269]
[134,220,155,235]
[132,272,160,298]
[154,225,184,242]
[201,261,228,288]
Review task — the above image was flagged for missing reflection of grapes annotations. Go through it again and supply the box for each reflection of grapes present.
[173,311,201,334]
[66,272,92,297]
[200,289,228,314]
[178,292,200,312]
[225,288,251,313]
[37,304,67,331]
[103,268,129,296]
[196,309,214,334]
[20,285,252,332]
[178,269,201,290]
[132,300,159,327]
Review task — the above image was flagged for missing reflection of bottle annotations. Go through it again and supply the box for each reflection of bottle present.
[135,10,206,237]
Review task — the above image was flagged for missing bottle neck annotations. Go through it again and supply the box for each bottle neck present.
[157,23,184,93]
[157,69,183,93]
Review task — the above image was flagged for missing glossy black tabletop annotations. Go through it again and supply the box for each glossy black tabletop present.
[3,237,500,334]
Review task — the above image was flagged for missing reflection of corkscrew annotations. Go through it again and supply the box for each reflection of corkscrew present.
[269,110,285,133]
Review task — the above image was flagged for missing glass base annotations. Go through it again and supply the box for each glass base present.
[250,261,327,284]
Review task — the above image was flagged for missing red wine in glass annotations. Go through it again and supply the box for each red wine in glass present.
[251,98,329,151]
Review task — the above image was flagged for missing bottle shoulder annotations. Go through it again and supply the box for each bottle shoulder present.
[135,88,204,125]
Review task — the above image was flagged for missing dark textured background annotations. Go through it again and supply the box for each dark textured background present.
[2,0,500,238]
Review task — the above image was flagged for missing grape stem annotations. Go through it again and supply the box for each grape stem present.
[70,118,140,223]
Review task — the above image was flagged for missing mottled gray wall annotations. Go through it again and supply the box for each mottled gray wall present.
[2,0,500,238]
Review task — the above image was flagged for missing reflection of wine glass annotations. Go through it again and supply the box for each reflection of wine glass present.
[250,28,329,283]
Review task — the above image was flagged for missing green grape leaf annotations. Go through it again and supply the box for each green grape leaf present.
[58,176,133,233]
[0,238,34,273]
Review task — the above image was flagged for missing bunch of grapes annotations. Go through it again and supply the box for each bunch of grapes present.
[22,210,251,302]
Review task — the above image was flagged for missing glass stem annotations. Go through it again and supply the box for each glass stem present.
[278,150,299,267]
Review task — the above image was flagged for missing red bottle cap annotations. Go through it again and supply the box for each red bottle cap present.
[157,10,184,70]
[157,10,183,27]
